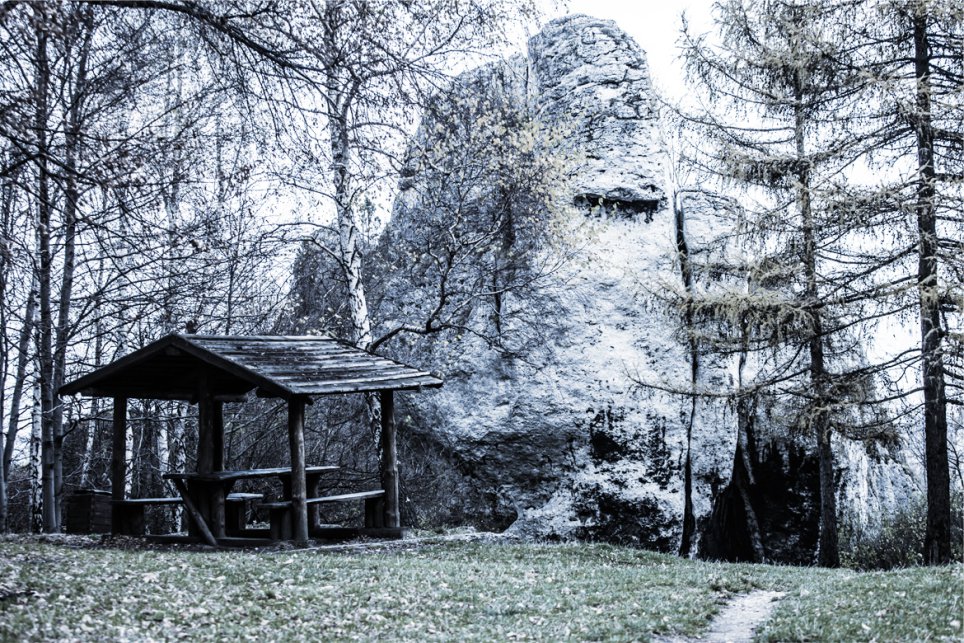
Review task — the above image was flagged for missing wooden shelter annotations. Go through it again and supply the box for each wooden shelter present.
[59,334,442,546]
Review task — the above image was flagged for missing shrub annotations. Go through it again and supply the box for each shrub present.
[840,491,963,570]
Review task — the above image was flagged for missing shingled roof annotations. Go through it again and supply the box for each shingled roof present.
[59,334,443,400]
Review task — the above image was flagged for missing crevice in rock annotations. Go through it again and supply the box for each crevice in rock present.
[698,311,768,562]
[574,193,661,222]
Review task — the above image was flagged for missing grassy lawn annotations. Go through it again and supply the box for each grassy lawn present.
[0,537,960,642]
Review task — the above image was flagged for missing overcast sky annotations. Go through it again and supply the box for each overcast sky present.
[544,0,717,101]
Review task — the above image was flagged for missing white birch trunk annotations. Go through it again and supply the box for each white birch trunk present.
[331,116,373,349]
[29,383,42,533]
[125,402,134,497]
[79,400,96,488]
[166,409,185,530]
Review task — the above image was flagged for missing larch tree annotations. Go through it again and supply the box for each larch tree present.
[849,0,963,564]
[680,0,878,567]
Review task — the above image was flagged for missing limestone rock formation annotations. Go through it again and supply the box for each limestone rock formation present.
[376,14,913,561]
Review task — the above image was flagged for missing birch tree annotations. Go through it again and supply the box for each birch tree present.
[277,0,540,349]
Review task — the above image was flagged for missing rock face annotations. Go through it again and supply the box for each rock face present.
[527,16,665,216]
[378,15,914,561]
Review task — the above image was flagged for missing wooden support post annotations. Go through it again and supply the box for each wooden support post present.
[171,478,218,547]
[195,387,214,537]
[110,397,127,534]
[210,400,225,537]
[379,391,399,529]
[288,396,309,545]
[212,400,224,472]
[197,388,214,474]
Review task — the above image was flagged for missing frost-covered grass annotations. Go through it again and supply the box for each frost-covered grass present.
[0,537,960,642]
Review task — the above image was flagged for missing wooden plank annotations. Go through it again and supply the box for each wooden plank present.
[264,369,438,384]
[172,335,292,398]
[113,497,183,505]
[189,335,442,391]
[210,399,225,537]
[60,337,179,396]
[85,388,198,401]
[110,396,127,535]
[288,396,309,545]
[305,490,384,505]
[287,381,439,397]
[287,374,442,394]
[365,497,384,528]
[212,400,224,471]
[380,391,400,529]
[170,477,218,547]
[269,505,292,541]
[63,333,442,401]
[213,393,248,403]
[259,500,292,510]
[163,465,338,483]
[143,534,277,548]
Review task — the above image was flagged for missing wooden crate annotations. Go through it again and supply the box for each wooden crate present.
[65,489,112,534]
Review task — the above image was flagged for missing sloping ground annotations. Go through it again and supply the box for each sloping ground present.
[0,536,960,642]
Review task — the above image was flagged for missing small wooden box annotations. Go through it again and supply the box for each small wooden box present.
[65,489,112,534]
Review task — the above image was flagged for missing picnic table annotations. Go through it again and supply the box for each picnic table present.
[163,465,340,545]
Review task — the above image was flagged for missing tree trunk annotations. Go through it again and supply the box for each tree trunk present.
[330,111,372,349]
[49,6,93,528]
[0,422,4,532]
[79,287,104,488]
[33,8,58,534]
[2,282,35,482]
[29,383,42,533]
[79,400,97,489]
[288,396,309,545]
[674,191,697,557]
[795,84,838,568]
[111,397,127,534]
[168,410,186,530]
[912,12,951,565]
[0,160,11,532]
[379,391,399,529]
[327,91,381,440]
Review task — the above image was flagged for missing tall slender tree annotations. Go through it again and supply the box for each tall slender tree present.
[850,0,963,564]
[681,0,877,566]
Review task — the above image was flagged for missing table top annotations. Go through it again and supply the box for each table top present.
[163,465,339,482]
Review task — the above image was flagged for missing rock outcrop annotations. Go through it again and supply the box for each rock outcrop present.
[375,14,914,561]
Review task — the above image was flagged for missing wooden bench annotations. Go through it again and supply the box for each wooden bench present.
[261,490,386,540]
[112,497,184,536]
[113,493,263,536]
[115,497,184,505]
[162,466,339,543]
